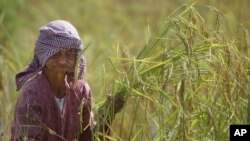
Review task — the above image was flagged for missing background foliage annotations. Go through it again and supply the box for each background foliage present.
[1,0,250,140]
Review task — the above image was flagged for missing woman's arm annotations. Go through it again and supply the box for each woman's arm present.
[78,82,125,141]
[95,94,125,141]
[78,82,94,141]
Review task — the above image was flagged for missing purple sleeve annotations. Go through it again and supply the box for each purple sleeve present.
[79,82,93,141]
[78,81,110,141]
[11,88,45,141]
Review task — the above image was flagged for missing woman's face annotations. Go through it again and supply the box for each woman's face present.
[45,49,77,73]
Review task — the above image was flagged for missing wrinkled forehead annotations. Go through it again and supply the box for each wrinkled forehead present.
[53,48,79,55]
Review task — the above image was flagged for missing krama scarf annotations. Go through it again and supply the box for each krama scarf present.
[15,20,86,90]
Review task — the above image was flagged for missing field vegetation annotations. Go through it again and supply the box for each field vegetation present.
[1,0,250,140]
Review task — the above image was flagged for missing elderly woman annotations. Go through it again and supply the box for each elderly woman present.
[11,20,123,141]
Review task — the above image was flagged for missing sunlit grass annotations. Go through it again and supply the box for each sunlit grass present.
[96,3,250,141]
[1,0,250,141]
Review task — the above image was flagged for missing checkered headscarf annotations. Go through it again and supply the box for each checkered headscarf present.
[16,20,86,91]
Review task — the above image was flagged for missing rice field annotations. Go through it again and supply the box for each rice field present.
[1,0,250,140]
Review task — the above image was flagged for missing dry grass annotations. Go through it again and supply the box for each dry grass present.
[1,0,250,141]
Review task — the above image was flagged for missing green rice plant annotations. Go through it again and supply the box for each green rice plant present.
[96,3,250,141]
[1,0,250,141]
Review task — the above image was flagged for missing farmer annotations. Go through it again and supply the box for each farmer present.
[11,20,124,141]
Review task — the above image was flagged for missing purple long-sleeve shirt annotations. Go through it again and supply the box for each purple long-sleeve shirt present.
[11,72,93,141]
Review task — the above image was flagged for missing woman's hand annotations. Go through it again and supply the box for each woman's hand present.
[106,94,125,114]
